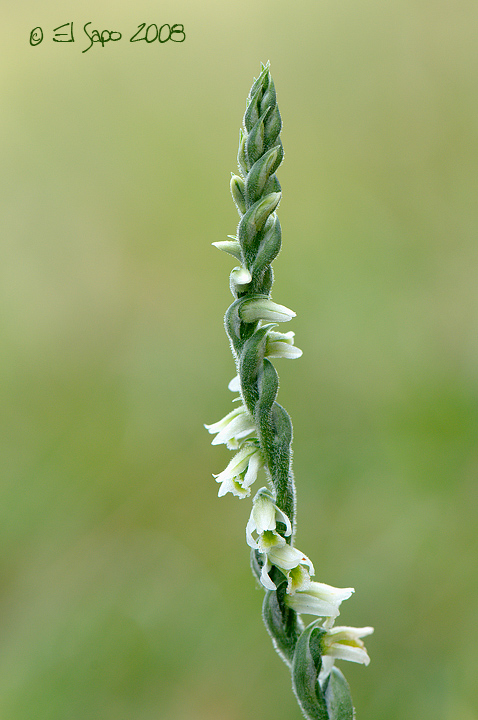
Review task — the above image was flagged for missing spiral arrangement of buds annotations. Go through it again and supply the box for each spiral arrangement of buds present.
[206,63,372,720]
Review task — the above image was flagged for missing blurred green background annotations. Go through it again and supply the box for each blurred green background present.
[1,0,478,718]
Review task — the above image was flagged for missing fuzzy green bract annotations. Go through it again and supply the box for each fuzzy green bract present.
[206,63,372,719]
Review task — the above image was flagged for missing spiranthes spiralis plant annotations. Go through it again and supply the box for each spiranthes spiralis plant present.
[205,62,373,720]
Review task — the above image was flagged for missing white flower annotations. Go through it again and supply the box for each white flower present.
[265,330,303,359]
[246,487,292,550]
[285,582,354,619]
[260,543,315,593]
[318,625,374,682]
[204,405,255,450]
[240,298,296,324]
[213,444,264,498]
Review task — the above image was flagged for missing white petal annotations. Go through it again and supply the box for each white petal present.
[326,625,374,641]
[307,582,354,605]
[274,506,292,537]
[217,475,250,499]
[243,451,263,488]
[251,493,277,533]
[318,656,336,683]
[268,330,295,343]
[211,412,255,447]
[326,644,371,666]
[214,444,257,479]
[267,544,314,573]
[228,375,241,392]
[260,558,277,590]
[266,341,303,359]
[286,593,340,617]
[246,517,259,549]
[240,298,296,324]
[204,406,243,434]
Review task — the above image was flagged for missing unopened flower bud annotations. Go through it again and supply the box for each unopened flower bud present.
[230,174,246,214]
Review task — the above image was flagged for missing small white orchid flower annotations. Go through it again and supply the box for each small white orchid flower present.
[318,625,374,682]
[240,298,296,324]
[204,405,255,450]
[246,487,292,550]
[213,444,264,499]
[265,330,303,359]
[285,581,354,619]
[260,543,315,593]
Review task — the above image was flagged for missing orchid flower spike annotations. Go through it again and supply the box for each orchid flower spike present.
[205,64,373,718]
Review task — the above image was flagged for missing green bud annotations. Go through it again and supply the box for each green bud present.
[250,213,282,274]
[245,145,283,207]
[239,193,281,256]
[245,106,270,166]
[259,77,276,116]
[244,85,262,132]
[238,129,248,175]
[264,104,282,150]
[230,173,246,214]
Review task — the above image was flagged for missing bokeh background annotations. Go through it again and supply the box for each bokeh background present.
[2,0,478,718]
